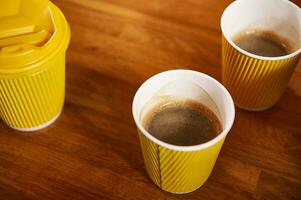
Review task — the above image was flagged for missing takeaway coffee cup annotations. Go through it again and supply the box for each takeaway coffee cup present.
[0,0,70,131]
[132,70,235,193]
[221,0,301,111]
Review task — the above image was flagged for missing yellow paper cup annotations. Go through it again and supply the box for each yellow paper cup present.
[221,0,301,111]
[0,0,70,131]
[132,70,235,194]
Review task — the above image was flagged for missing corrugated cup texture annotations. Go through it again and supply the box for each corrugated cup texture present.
[0,54,65,129]
[222,36,300,110]
[139,132,225,193]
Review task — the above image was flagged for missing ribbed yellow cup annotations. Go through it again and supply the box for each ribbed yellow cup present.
[222,36,300,110]
[138,132,225,193]
[0,2,70,130]
[133,70,235,194]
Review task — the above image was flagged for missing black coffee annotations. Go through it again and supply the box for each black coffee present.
[142,99,222,146]
[233,29,292,57]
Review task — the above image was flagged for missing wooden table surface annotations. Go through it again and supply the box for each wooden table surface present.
[1,0,301,199]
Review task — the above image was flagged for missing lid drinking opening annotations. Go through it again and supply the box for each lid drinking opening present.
[0,0,55,54]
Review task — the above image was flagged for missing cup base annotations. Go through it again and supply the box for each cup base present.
[7,111,62,132]
[235,103,275,112]
[160,182,204,194]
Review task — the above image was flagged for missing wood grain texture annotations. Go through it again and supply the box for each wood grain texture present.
[1,0,301,199]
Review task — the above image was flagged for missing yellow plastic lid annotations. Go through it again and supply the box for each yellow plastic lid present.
[0,0,70,75]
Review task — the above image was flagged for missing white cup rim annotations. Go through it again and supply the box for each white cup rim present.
[220,0,301,61]
[132,70,235,152]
